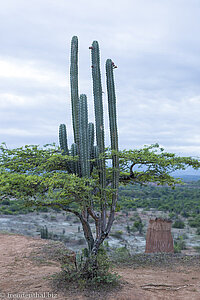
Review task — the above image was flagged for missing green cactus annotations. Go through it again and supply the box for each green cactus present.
[59,36,119,250]
[70,143,79,175]
[90,40,106,191]
[59,124,69,155]
[91,41,105,155]
[106,59,119,177]
[70,36,80,149]
[40,225,48,239]
[79,94,90,177]
[88,122,94,157]
[59,35,118,183]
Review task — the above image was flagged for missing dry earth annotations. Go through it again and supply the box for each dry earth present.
[0,233,200,300]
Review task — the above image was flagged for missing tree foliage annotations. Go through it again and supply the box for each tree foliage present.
[1,142,200,205]
[0,142,200,276]
[118,143,200,186]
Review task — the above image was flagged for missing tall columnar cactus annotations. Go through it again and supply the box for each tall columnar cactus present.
[70,36,80,148]
[90,40,107,227]
[91,41,105,155]
[59,124,69,155]
[59,36,119,251]
[70,143,79,175]
[106,59,119,180]
[105,59,119,232]
[79,94,90,177]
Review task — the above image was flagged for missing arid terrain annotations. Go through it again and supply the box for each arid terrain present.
[0,233,200,300]
[0,209,199,254]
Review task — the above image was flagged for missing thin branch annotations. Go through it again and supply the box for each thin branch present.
[40,201,95,251]
[141,284,193,291]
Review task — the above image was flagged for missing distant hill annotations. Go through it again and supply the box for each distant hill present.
[174,174,200,182]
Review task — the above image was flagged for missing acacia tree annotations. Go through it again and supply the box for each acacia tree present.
[0,36,200,278]
[0,143,199,265]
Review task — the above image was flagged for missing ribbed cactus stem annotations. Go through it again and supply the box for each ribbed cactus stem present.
[71,143,79,175]
[93,145,100,168]
[88,122,94,159]
[59,124,69,155]
[58,36,120,255]
[91,40,107,229]
[70,36,80,148]
[79,94,90,177]
[106,59,119,232]
[106,59,118,153]
[91,41,105,154]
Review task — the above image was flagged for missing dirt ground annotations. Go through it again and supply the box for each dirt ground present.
[0,233,200,300]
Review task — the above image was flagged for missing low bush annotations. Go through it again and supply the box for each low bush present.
[111,246,131,263]
[188,215,200,228]
[172,219,185,229]
[1,199,11,205]
[53,245,120,290]
[196,227,200,235]
[174,236,186,253]
[110,230,123,239]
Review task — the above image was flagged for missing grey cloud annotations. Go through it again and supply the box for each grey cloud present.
[0,0,200,158]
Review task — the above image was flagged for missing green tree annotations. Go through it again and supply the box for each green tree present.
[0,143,199,264]
[1,35,200,281]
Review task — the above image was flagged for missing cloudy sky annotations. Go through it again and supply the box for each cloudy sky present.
[1,0,200,162]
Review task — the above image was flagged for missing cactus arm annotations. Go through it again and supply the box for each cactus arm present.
[93,145,100,168]
[105,59,119,233]
[79,94,90,178]
[71,143,79,175]
[90,41,107,230]
[59,37,120,252]
[70,36,80,148]
[91,41,105,154]
[88,122,94,173]
[88,122,94,159]
[59,124,69,155]
[59,124,75,173]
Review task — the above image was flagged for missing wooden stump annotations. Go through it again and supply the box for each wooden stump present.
[145,218,174,253]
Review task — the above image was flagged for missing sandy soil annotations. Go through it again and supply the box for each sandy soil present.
[0,233,199,300]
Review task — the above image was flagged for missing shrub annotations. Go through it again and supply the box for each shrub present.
[168,212,177,220]
[1,199,11,205]
[38,207,48,212]
[172,219,185,229]
[0,208,13,215]
[110,230,123,239]
[40,226,54,239]
[174,236,186,253]
[54,245,120,289]
[50,215,57,221]
[181,210,190,218]
[194,246,200,253]
[133,217,144,234]
[111,246,131,263]
[188,215,200,228]
[196,227,200,235]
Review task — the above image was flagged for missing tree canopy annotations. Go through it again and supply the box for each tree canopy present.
[0,142,199,275]
[0,143,199,207]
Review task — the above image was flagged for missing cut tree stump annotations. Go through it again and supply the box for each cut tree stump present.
[145,218,174,253]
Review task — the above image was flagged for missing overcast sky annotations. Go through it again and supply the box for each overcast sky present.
[1,0,200,162]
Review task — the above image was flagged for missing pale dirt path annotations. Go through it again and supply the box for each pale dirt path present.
[0,233,200,300]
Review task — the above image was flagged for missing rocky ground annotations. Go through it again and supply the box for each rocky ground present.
[0,208,199,255]
[0,233,200,300]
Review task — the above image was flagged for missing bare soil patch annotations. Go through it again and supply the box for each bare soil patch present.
[0,233,200,300]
